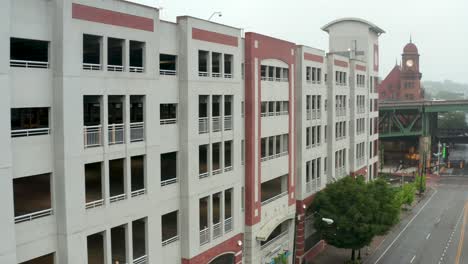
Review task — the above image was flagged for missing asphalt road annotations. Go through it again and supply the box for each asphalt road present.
[366,176,468,264]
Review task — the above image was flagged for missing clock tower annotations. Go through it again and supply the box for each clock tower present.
[400,39,423,100]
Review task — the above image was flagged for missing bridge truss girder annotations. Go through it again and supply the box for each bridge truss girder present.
[379,110,435,138]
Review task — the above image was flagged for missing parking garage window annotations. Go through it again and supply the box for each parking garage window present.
[10,37,49,68]
[83,34,102,70]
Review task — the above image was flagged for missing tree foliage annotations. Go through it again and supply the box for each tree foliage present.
[311,176,400,261]
[438,112,467,129]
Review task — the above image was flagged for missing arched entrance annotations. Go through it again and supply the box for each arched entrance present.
[208,253,235,264]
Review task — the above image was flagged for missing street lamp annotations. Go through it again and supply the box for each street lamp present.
[208,11,222,21]
[322,218,334,225]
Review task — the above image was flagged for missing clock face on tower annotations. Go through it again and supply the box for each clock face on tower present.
[406,59,414,67]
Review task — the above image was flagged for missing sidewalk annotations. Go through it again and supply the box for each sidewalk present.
[308,187,435,264]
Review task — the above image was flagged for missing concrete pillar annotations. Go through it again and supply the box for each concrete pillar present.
[419,136,431,172]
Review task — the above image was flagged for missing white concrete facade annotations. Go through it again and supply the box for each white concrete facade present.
[0,1,382,264]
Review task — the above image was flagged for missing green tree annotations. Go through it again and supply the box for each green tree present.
[438,112,467,129]
[312,177,400,261]
[414,174,426,194]
[367,178,400,236]
[311,177,377,261]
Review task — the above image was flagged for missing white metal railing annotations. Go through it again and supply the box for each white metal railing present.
[82,63,102,70]
[261,112,268,117]
[212,72,221,78]
[312,110,317,119]
[212,168,222,175]
[131,188,146,197]
[199,172,209,179]
[130,122,144,142]
[356,157,365,167]
[199,71,209,77]
[200,227,210,245]
[261,76,268,81]
[268,77,274,81]
[85,199,104,209]
[306,110,311,120]
[11,128,50,137]
[160,118,177,125]
[129,66,144,73]
[261,191,287,206]
[107,65,124,72]
[335,167,346,178]
[261,151,288,162]
[133,255,148,264]
[212,116,221,132]
[357,107,365,114]
[199,117,209,134]
[108,123,125,145]
[280,77,289,82]
[261,230,288,249]
[224,73,233,78]
[280,110,288,116]
[161,178,178,186]
[224,166,233,172]
[162,236,179,246]
[213,222,222,239]
[84,125,102,148]
[224,217,233,233]
[10,59,49,69]
[14,208,53,224]
[110,193,126,203]
[224,115,232,131]
[306,180,317,193]
[275,77,282,82]
[160,69,177,76]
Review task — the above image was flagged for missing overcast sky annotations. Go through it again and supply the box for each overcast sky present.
[131,0,468,83]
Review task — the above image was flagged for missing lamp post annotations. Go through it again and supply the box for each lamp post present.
[208,11,222,21]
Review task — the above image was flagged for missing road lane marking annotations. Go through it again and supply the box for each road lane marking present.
[410,255,416,263]
[439,207,464,264]
[455,201,468,264]
[374,189,438,264]
[426,233,431,240]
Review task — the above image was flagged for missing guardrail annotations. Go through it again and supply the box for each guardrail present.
[261,151,288,162]
[85,199,104,209]
[14,208,53,224]
[199,172,209,179]
[82,63,102,71]
[133,255,148,264]
[161,178,178,186]
[213,222,222,239]
[108,123,125,145]
[224,73,233,78]
[110,193,126,203]
[261,191,287,206]
[212,116,221,132]
[224,166,233,172]
[129,66,144,73]
[200,227,210,245]
[199,71,209,77]
[162,236,179,246]
[160,118,177,125]
[84,125,102,148]
[160,69,177,76]
[199,117,209,134]
[11,128,50,137]
[10,60,49,69]
[130,122,144,142]
[212,72,222,78]
[212,168,222,175]
[131,188,146,197]
[224,217,233,233]
[224,115,232,131]
[107,65,124,72]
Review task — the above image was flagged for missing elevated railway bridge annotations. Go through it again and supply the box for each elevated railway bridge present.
[378,100,468,170]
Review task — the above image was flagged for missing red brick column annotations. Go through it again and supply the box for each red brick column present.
[295,200,306,264]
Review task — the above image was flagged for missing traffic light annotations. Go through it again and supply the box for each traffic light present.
[442,143,446,159]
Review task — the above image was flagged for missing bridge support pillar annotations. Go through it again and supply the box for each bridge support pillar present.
[419,136,431,174]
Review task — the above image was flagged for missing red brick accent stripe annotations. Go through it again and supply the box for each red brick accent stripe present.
[304,53,324,63]
[356,64,366,71]
[192,28,238,47]
[334,59,348,68]
[72,3,154,31]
